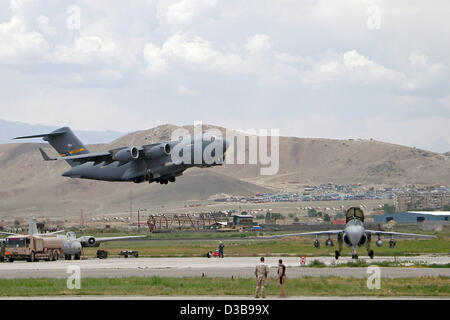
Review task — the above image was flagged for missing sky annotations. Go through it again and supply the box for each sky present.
[0,0,449,152]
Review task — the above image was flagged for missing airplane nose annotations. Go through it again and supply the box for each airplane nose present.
[346,225,364,245]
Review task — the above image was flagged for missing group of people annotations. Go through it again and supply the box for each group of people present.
[210,242,287,298]
[255,257,286,298]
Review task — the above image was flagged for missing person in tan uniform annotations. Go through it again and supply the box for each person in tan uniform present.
[255,257,269,298]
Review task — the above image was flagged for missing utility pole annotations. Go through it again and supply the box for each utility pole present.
[80,209,84,227]
[129,190,133,221]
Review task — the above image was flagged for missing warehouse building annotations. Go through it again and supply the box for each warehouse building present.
[373,211,450,224]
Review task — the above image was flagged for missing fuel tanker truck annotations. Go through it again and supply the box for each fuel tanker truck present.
[4,234,63,262]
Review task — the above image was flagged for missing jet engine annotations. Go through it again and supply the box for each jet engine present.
[112,147,140,162]
[145,144,171,159]
[343,234,352,247]
[358,234,367,246]
[79,236,96,247]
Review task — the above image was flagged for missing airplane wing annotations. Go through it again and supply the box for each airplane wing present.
[0,232,19,236]
[43,230,66,235]
[365,230,437,239]
[92,235,147,243]
[262,230,343,239]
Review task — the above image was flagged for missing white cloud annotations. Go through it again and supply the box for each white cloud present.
[53,36,117,65]
[157,0,218,31]
[0,16,49,62]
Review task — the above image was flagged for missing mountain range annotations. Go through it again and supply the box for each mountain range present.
[0,122,449,219]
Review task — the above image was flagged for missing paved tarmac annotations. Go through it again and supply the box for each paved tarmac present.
[0,256,448,279]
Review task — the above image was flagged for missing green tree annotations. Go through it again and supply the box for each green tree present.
[324,214,331,222]
[382,204,396,214]
[307,209,317,217]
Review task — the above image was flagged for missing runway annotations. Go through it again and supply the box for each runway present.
[0,256,448,279]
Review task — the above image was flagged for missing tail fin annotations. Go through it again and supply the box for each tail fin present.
[28,216,38,236]
[15,127,89,167]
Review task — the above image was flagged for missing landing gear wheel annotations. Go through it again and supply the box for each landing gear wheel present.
[74,254,81,260]
[335,251,340,260]
[65,254,72,260]
[368,250,374,259]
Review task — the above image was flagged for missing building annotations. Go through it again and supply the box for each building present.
[232,214,254,225]
[395,192,450,212]
[373,211,450,224]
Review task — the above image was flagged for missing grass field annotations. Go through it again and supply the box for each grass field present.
[82,231,449,258]
[0,276,447,297]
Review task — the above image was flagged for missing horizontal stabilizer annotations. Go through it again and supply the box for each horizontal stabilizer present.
[39,148,56,161]
[14,131,66,140]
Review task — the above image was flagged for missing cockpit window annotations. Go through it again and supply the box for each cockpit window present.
[346,207,365,223]
[6,238,26,247]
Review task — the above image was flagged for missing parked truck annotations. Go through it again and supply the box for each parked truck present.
[4,235,63,262]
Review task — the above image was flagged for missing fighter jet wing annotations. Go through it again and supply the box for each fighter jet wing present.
[262,230,343,239]
[365,230,437,239]
[92,235,147,243]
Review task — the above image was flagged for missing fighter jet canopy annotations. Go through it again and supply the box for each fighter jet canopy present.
[346,207,365,223]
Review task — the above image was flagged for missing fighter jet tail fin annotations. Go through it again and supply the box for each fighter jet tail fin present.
[15,127,89,167]
[28,216,39,236]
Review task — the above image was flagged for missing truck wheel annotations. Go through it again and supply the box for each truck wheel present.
[53,251,59,261]
[9,258,14,263]
[47,251,53,262]
[30,251,35,262]
[74,254,80,260]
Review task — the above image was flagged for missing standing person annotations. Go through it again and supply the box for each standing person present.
[218,241,224,258]
[255,257,269,298]
[277,259,286,298]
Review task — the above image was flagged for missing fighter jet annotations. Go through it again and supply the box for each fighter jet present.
[270,207,436,259]
[14,127,229,185]
[56,231,146,260]
[1,217,146,260]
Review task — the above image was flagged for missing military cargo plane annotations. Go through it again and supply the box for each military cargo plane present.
[271,207,437,259]
[14,127,229,185]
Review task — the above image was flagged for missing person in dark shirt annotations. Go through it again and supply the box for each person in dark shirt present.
[218,241,224,258]
[277,259,286,298]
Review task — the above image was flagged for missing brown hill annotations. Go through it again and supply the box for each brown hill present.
[0,124,449,218]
